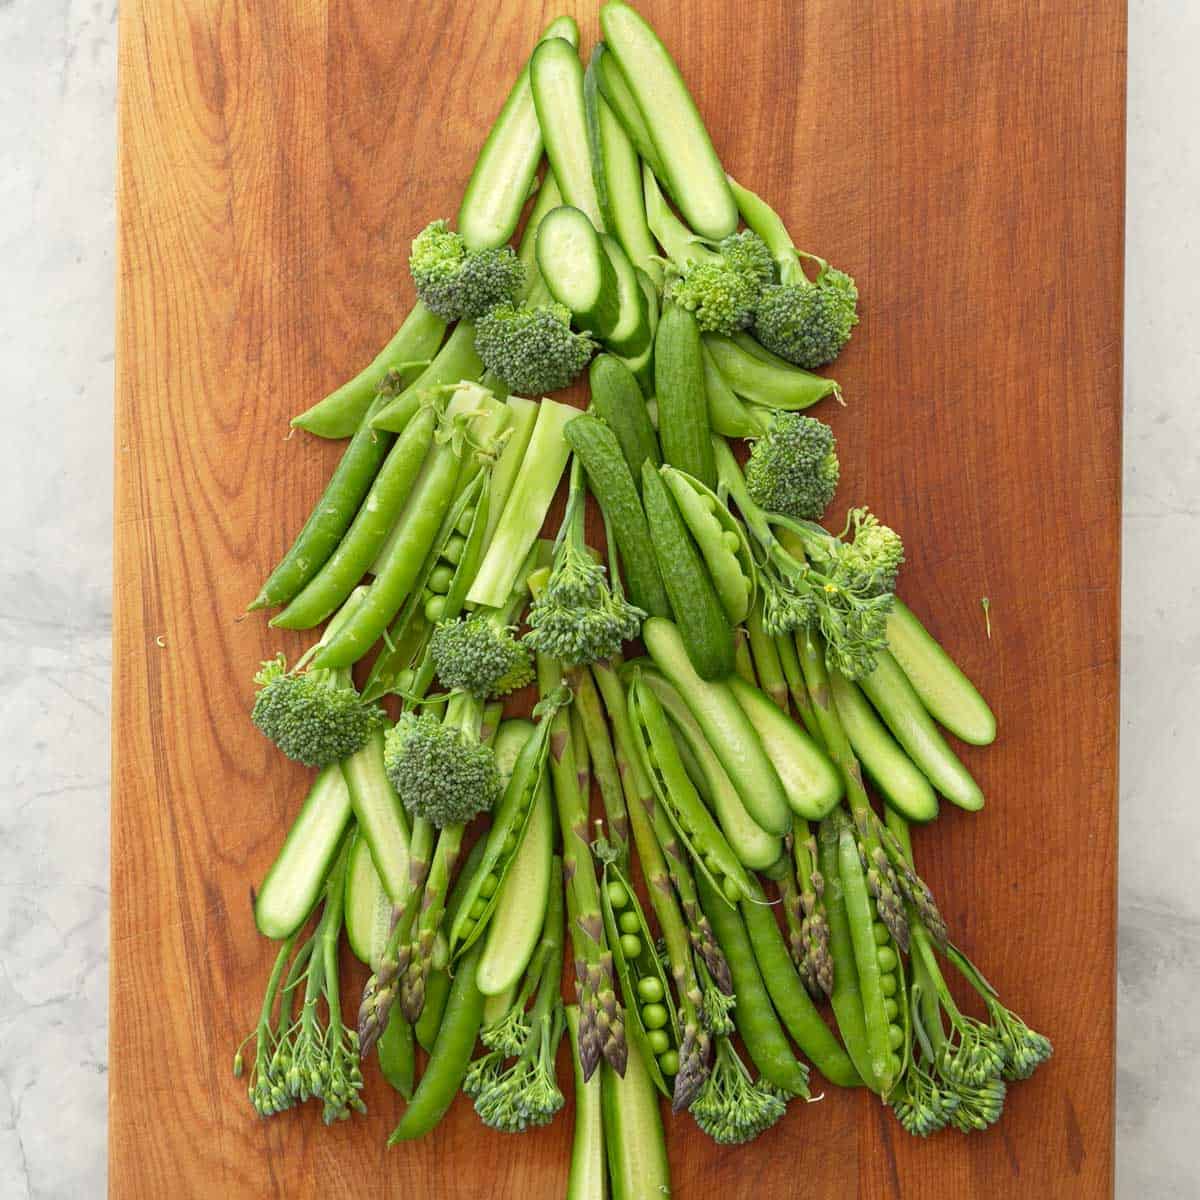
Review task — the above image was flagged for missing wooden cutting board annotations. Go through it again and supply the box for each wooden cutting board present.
[111,1,1124,1195]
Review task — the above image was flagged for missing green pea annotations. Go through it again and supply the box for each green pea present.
[394,668,415,695]
[502,832,518,854]
[469,898,487,920]
[607,882,629,909]
[618,911,641,935]
[888,1053,902,1078]
[443,534,467,565]
[424,593,446,623]
[460,916,476,935]
[704,852,721,875]
[478,872,499,899]
[884,998,899,1021]
[878,972,897,998]
[637,976,664,1004]
[722,876,742,904]
[646,1029,670,1055]
[620,934,642,959]
[873,922,890,946]
[658,1050,679,1076]
[641,1003,668,1030]
[455,506,476,536]
[888,1024,904,1051]
[721,530,740,554]
[428,564,454,594]
[876,946,898,972]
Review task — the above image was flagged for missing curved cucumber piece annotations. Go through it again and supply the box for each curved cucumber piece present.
[537,205,620,336]
[703,331,841,411]
[601,1026,671,1200]
[255,765,352,939]
[599,2,737,240]
[858,650,985,811]
[619,268,660,394]
[887,599,996,746]
[638,666,781,869]
[457,17,579,249]
[829,671,939,823]
[642,617,790,836]
[593,40,666,180]
[727,676,842,820]
[600,233,652,356]
[344,830,392,969]
[340,729,410,902]
[517,173,564,303]
[476,723,555,996]
[530,37,605,230]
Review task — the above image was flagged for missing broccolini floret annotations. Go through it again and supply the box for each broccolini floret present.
[688,1037,788,1145]
[744,412,840,521]
[474,301,596,395]
[409,220,524,320]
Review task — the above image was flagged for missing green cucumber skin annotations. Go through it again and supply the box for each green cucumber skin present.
[599,2,738,241]
[654,303,717,489]
[340,730,409,903]
[727,676,843,821]
[588,354,661,484]
[859,650,985,812]
[456,16,580,249]
[599,234,652,357]
[593,41,667,181]
[619,269,660,395]
[537,205,621,335]
[344,831,392,969]
[254,765,352,940]
[564,414,671,618]
[641,462,734,682]
[829,671,939,823]
[601,1030,671,1200]
[642,617,791,837]
[887,599,996,746]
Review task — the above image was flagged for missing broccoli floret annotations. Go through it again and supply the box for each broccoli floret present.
[474,301,596,396]
[429,612,532,699]
[409,220,524,321]
[383,706,500,828]
[526,459,644,665]
[718,229,776,285]
[744,413,840,521]
[753,260,859,369]
[251,655,386,767]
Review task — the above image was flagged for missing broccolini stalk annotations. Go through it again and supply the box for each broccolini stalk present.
[235,930,300,1118]
[590,659,714,1110]
[538,652,627,1081]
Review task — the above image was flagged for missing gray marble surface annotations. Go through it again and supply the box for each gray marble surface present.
[0,0,1194,1195]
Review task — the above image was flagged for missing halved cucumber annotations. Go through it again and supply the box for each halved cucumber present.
[254,764,352,940]
[340,730,409,903]
[619,268,660,394]
[344,829,393,969]
[593,41,666,180]
[530,37,605,231]
[537,205,621,336]
[457,16,580,249]
[600,233,652,356]
[599,2,738,240]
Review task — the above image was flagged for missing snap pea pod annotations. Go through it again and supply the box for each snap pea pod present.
[387,940,486,1142]
[659,465,756,625]
[414,968,451,1054]
[370,321,486,433]
[746,598,786,708]
[627,673,754,905]
[249,387,398,611]
[447,692,566,959]
[601,857,680,1100]
[695,870,811,1098]
[733,628,756,686]
[566,1005,606,1200]
[703,331,841,411]
[776,629,823,743]
[292,302,447,438]
[377,1007,416,1099]
[740,884,861,1088]
[271,400,440,629]
[702,342,771,438]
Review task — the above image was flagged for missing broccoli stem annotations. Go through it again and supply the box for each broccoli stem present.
[537,652,627,1081]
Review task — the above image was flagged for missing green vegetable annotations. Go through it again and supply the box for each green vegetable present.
[619,268,660,393]
[566,1005,607,1200]
[377,1008,415,1099]
[744,412,840,522]
[588,353,660,483]
[702,341,771,438]
[474,300,597,395]
[414,968,451,1053]
[409,219,524,320]
[343,830,391,968]
[430,612,533,700]
[704,331,841,411]
[601,1022,672,1200]
[599,1,737,239]
[689,1036,788,1145]
[537,205,621,334]
[564,412,670,618]
[340,728,411,903]
[599,233,653,356]
[369,321,485,432]
[653,300,716,487]
[641,462,734,680]
[592,39,666,180]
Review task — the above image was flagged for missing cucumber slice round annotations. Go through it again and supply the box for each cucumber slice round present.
[536,205,621,336]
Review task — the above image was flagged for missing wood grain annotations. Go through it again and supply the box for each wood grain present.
[111,1,1124,1196]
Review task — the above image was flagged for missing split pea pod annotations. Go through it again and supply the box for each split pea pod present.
[271,400,440,629]
[695,870,810,1098]
[387,940,485,1142]
[627,673,754,905]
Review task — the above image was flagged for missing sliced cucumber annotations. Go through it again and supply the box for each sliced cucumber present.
[619,268,660,394]
[340,730,409,903]
[727,676,843,821]
[344,830,393,969]
[255,765,352,940]
[517,173,564,304]
[583,47,614,234]
[828,671,939,823]
[593,41,666,180]
[457,16,580,249]
[887,599,997,746]
[599,233,652,356]
[530,37,605,230]
[566,1006,606,1200]
[599,2,737,240]
[602,1026,671,1200]
[537,205,621,336]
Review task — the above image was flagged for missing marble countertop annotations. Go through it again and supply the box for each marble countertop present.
[0,0,1195,1195]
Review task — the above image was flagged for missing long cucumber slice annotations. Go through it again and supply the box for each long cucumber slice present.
[566,1006,606,1200]
[340,729,409,902]
[887,599,997,745]
[530,37,605,230]
[537,205,621,335]
[619,268,660,394]
[457,16,579,249]
[602,1024,671,1200]
[593,40,666,179]
[344,830,393,969]
[599,2,737,240]
[255,765,352,939]
[599,234,651,356]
